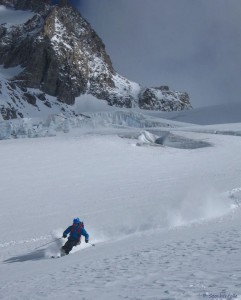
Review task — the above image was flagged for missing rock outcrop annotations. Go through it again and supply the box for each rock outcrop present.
[139,86,190,111]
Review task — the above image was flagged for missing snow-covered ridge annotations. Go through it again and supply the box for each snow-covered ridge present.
[0,76,76,120]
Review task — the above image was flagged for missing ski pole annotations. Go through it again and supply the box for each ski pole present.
[78,113,91,119]
[89,242,95,247]
[34,237,62,250]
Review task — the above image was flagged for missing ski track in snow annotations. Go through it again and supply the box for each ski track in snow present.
[1,125,241,299]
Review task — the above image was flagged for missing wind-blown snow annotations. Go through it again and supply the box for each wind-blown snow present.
[75,94,115,113]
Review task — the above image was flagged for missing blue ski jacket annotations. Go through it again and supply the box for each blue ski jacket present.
[63,224,89,242]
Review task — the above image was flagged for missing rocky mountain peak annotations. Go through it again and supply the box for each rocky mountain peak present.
[0,1,192,120]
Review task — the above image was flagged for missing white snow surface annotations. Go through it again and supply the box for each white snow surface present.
[147,102,241,125]
[0,65,24,79]
[75,94,115,113]
[0,5,34,29]
[1,109,241,299]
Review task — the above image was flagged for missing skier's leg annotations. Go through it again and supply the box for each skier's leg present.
[62,240,72,254]
[64,240,77,254]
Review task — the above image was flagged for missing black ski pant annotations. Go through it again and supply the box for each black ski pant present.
[62,239,79,254]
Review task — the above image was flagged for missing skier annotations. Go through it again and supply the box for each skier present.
[61,218,89,255]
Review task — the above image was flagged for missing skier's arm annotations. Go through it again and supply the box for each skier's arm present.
[63,226,72,237]
[81,228,89,242]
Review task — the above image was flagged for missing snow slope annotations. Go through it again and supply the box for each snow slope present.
[144,102,241,125]
[0,5,34,29]
[1,111,241,299]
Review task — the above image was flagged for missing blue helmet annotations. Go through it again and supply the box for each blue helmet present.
[73,217,80,224]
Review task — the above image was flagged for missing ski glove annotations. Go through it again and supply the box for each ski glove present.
[85,239,89,243]
[63,234,67,238]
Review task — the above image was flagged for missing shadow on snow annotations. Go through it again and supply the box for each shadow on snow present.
[3,249,46,263]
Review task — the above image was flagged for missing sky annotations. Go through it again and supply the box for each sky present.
[68,0,241,108]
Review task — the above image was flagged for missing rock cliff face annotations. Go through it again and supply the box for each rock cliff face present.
[0,0,192,120]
